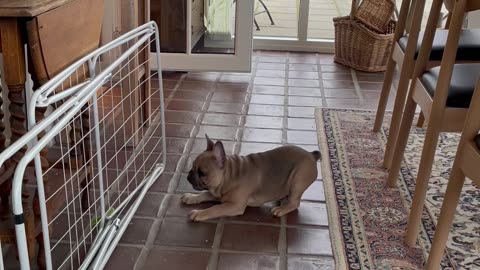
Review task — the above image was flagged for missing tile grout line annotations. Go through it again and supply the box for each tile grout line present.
[279,51,290,270]
[140,190,325,204]
[169,73,221,192]
[207,220,224,270]
[282,52,290,145]
[134,73,187,270]
[350,69,364,103]
[135,72,219,270]
[129,214,329,229]
[317,55,327,108]
[206,72,228,270]
[120,242,335,258]
[206,51,259,270]
[233,51,258,155]
[160,73,192,194]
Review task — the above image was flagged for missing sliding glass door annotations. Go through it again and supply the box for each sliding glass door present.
[252,0,336,52]
[150,0,255,72]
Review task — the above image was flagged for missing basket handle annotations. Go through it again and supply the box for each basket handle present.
[350,0,360,19]
[350,0,396,20]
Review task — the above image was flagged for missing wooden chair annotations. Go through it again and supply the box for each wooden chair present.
[384,0,480,247]
[374,0,438,134]
[374,0,480,169]
[425,78,480,269]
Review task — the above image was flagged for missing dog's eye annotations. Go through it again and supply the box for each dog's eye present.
[197,169,205,177]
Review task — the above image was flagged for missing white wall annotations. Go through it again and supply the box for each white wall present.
[468,10,480,28]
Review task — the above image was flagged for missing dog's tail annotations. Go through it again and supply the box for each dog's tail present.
[311,150,321,161]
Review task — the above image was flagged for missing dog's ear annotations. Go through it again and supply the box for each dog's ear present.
[206,134,214,151]
[213,141,226,168]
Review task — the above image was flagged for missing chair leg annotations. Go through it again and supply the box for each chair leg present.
[254,18,260,31]
[426,163,465,270]
[37,233,47,270]
[405,119,443,246]
[416,111,425,127]
[0,180,11,219]
[445,12,452,29]
[383,62,415,169]
[386,95,417,188]
[259,0,275,25]
[373,58,396,132]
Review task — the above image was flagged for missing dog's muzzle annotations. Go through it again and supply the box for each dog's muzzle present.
[187,170,206,191]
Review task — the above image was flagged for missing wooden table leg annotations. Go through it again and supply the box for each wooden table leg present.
[70,104,92,211]
[0,71,5,154]
[0,17,36,262]
[0,68,10,218]
[0,19,27,154]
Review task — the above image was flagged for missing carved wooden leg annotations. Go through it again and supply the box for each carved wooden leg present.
[36,231,47,270]
[0,72,8,215]
[0,71,5,155]
[8,83,28,160]
[0,18,36,261]
[0,181,11,218]
[69,110,85,169]
[0,91,9,215]
[67,104,92,211]
[0,72,10,218]
[79,106,92,212]
[24,209,36,264]
[0,25,28,179]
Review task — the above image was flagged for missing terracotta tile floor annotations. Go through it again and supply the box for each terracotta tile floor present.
[106,51,397,269]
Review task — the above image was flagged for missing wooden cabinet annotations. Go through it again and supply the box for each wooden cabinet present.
[150,0,205,53]
[191,0,206,49]
[148,0,253,72]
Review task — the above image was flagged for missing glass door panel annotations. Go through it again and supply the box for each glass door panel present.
[150,0,254,72]
[253,0,298,39]
[192,0,236,54]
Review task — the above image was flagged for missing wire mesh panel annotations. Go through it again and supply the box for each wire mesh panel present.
[0,22,165,270]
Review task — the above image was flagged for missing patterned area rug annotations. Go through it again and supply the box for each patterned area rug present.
[315,108,480,270]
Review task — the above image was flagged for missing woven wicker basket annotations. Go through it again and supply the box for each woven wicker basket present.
[355,0,395,33]
[333,0,396,72]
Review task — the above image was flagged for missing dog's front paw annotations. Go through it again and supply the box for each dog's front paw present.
[189,209,208,221]
[181,193,200,205]
[271,204,298,217]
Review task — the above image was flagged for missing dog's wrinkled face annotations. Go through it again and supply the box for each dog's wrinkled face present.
[187,135,226,191]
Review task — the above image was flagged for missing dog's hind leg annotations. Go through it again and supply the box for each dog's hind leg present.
[271,185,304,217]
[271,165,317,217]
[271,197,301,217]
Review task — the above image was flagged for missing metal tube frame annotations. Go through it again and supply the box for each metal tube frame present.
[0,21,166,270]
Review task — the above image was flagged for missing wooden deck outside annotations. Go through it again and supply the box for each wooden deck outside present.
[253,0,444,39]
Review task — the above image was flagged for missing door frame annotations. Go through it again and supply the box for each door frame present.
[154,0,255,72]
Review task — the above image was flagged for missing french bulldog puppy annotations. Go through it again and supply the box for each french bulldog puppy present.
[182,135,321,221]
